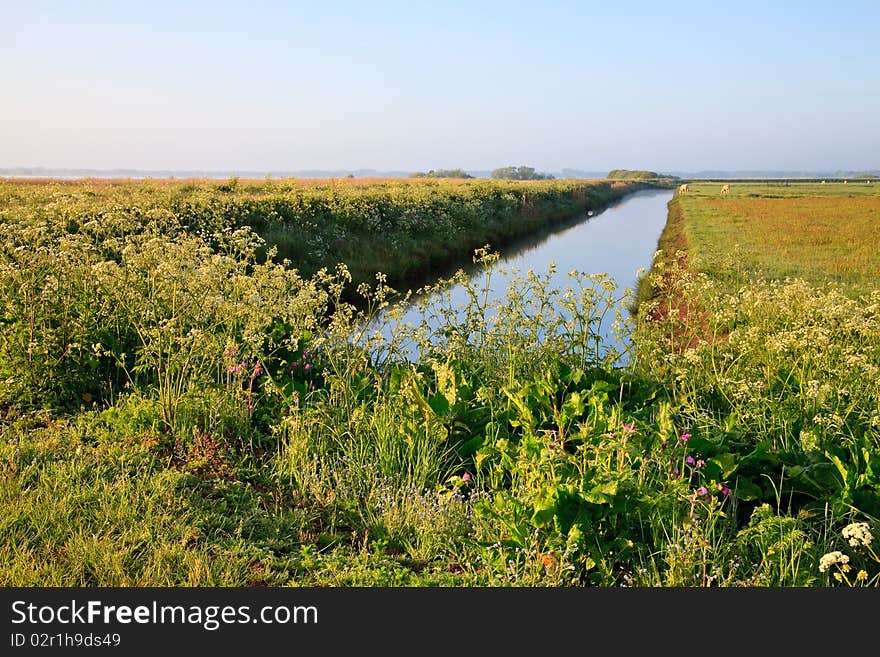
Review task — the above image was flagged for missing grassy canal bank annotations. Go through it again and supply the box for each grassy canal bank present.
[631,181,880,584]
[0,176,643,297]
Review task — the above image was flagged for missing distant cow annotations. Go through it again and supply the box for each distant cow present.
[720,184,730,195]
[678,183,689,194]
[844,180,848,184]
[821,180,826,184]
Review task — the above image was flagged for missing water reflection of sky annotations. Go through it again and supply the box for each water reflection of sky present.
[369,188,674,361]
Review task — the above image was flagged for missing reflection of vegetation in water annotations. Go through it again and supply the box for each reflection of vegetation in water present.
[1,180,878,586]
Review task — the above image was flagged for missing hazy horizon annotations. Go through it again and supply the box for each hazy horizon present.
[3,165,879,180]
[2,1,878,172]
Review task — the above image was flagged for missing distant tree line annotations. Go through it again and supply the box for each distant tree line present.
[490,166,554,181]
[607,169,660,180]
[410,169,474,179]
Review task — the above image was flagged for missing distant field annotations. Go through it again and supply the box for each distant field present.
[681,179,879,198]
[674,182,880,293]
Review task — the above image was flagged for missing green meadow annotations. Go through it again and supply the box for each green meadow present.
[673,181,880,294]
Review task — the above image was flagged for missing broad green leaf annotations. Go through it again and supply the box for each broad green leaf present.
[583,480,618,505]
[708,452,739,479]
[734,477,763,501]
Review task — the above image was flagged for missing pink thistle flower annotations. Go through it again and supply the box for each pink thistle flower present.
[696,486,708,497]
[686,455,696,466]
[462,473,471,482]
[623,423,635,434]
[304,363,311,372]
[680,432,691,443]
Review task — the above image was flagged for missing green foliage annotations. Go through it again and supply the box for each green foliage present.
[217,176,240,192]
[636,266,880,520]
[490,166,554,181]
[410,169,474,179]
[607,169,660,180]
[0,177,621,294]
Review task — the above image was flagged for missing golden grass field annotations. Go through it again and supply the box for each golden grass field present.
[674,181,880,293]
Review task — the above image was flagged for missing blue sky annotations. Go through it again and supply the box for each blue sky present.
[1,1,878,172]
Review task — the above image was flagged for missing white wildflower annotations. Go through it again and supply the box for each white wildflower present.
[842,522,873,548]
[819,551,850,573]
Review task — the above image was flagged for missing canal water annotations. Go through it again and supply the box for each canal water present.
[368,188,674,361]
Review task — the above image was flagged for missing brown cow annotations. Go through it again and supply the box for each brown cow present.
[720,184,730,195]
[678,183,689,194]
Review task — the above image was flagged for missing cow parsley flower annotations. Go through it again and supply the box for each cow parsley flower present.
[819,551,850,573]
[842,522,873,548]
